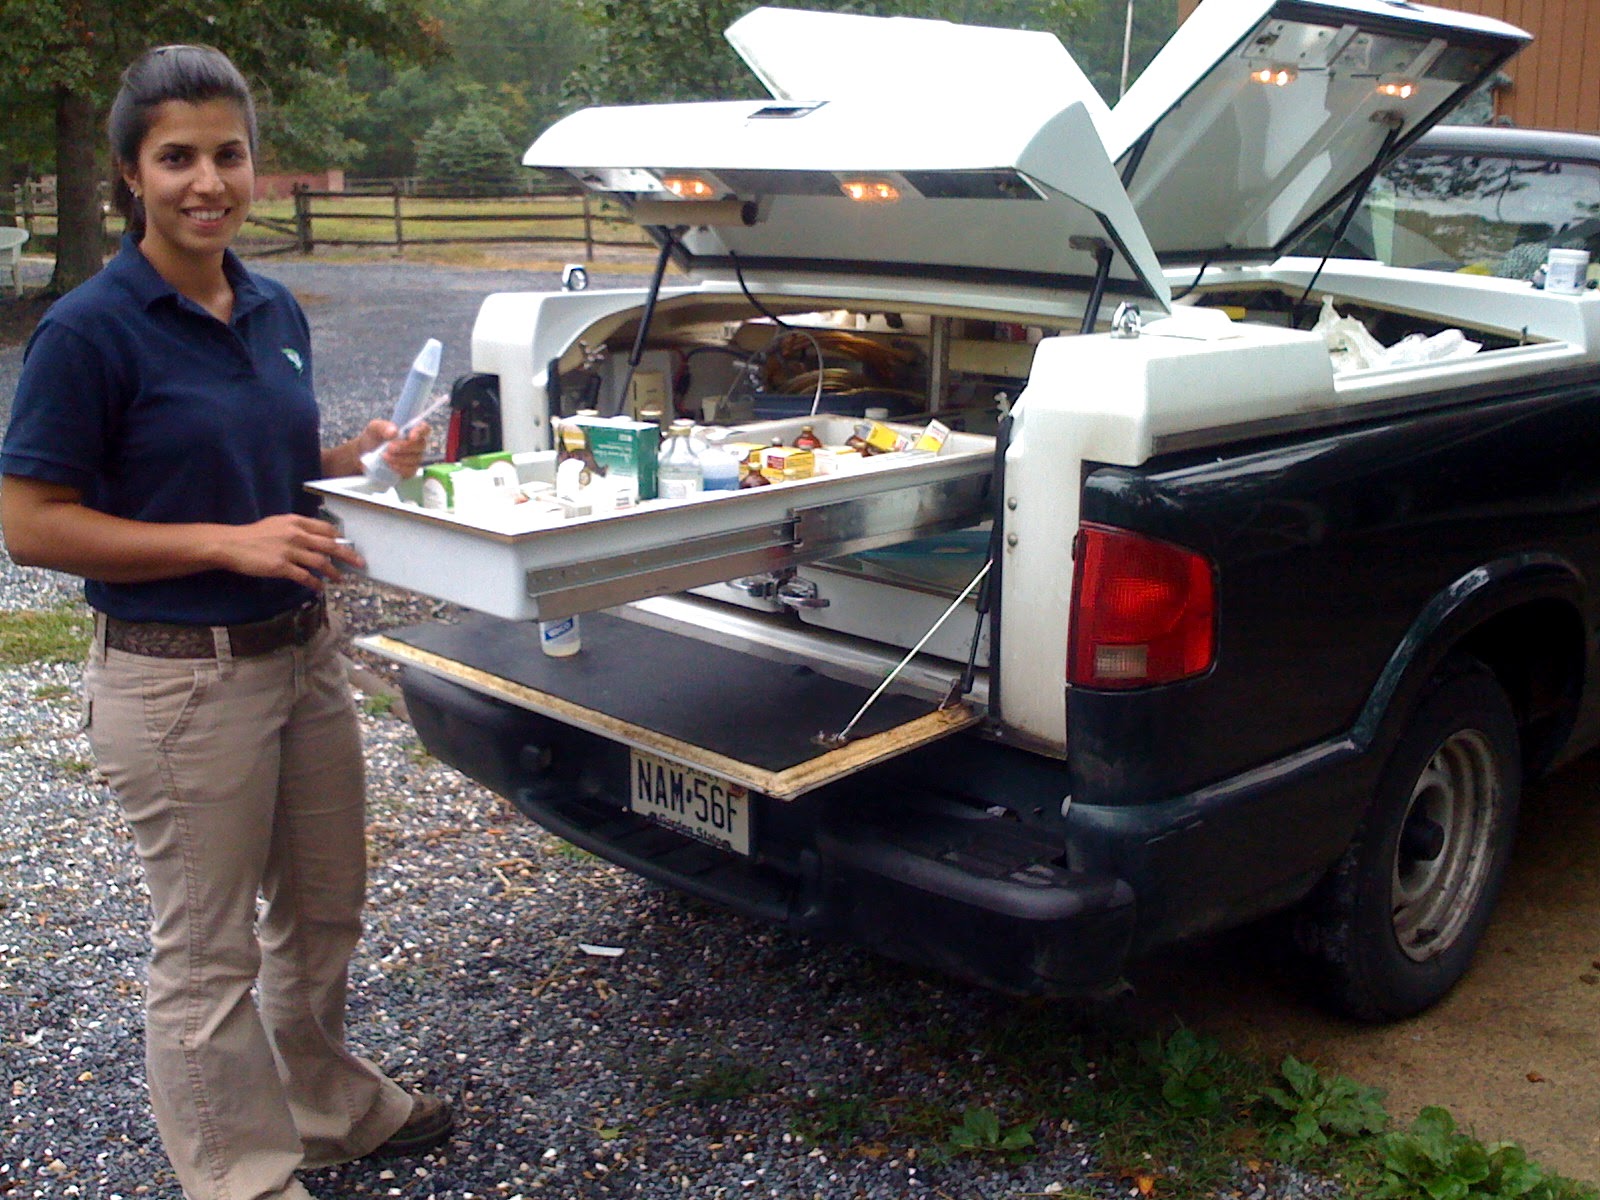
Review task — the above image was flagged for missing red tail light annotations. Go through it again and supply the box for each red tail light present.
[1068,524,1215,689]
[444,408,464,461]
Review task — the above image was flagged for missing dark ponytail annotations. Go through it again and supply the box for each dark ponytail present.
[108,45,257,239]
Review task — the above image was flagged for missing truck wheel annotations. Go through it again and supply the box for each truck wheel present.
[1300,659,1520,1021]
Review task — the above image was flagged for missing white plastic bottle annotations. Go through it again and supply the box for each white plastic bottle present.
[657,419,703,499]
[539,615,581,657]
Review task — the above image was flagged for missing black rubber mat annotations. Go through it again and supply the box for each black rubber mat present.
[388,610,940,773]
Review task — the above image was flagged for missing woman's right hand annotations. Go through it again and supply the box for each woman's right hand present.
[2,476,367,588]
[216,514,365,590]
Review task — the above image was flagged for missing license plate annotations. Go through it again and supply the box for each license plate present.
[629,749,752,856]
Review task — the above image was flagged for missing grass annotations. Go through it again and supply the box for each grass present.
[0,606,92,665]
[360,691,397,718]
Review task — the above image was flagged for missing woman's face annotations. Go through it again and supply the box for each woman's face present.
[122,97,253,267]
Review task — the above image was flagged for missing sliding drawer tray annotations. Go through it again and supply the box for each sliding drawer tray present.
[308,416,993,621]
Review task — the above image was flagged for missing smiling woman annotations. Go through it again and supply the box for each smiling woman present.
[0,42,443,1200]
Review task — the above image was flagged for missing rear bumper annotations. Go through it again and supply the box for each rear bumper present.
[402,666,1137,994]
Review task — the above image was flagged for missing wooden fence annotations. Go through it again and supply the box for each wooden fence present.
[4,178,650,261]
[262,182,649,259]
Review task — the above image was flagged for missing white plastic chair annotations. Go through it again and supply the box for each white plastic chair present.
[0,226,29,297]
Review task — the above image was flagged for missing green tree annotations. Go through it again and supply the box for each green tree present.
[563,0,1091,107]
[339,54,464,179]
[336,0,591,180]
[415,104,519,188]
[0,0,442,292]
[1064,0,1179,102]
[259,66,366,172]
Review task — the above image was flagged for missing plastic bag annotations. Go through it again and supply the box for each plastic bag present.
[1315,298,1388,372]
[1314,298,1482,374]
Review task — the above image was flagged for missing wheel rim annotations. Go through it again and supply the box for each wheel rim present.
[1391,728,1502,962]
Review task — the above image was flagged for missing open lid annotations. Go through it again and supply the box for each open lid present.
[1107,0,1530,265]
[525,9,1170,318]
[724,6,1113,144]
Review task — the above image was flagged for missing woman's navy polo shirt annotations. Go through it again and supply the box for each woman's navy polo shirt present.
[1,237,322,624]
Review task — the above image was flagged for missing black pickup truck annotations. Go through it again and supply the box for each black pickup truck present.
[313,0,1600,1020]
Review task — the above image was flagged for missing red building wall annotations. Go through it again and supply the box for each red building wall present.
[1174,0,1599,133]
[254,170,345,201]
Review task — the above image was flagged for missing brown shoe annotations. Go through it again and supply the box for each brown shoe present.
[367,1092,454,1158]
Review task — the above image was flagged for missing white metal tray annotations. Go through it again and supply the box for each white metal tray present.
[308,416,994,621]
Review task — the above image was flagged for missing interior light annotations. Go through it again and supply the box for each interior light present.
[1377,80,1418,99]
[661,176,717,199]
[840,180,901,203]
[1250,67,1298,86]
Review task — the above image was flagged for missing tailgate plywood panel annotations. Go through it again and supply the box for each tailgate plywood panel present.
[367,611,980,799]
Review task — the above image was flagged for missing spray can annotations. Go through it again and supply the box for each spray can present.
[362,337,443,488]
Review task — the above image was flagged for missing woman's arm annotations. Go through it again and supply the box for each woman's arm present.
[321,419,431,480]
[0,476,363,590]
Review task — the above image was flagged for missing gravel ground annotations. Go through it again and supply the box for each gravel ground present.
[0,253,1347,1200]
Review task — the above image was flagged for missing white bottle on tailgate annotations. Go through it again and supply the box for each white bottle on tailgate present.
[539,615,581,657]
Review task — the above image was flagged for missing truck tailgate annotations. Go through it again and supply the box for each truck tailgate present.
[364,610,980,801]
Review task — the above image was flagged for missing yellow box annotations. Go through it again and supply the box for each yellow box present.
[911,420,951,453]
[860,420,909,454]
[761,446,815,482]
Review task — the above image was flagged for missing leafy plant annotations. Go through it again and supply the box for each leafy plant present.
[1258,1055,1388,1159]
[1377,1107,1598,1200]
[943,1105,1035,1161]
[1140,1027,1226,1118]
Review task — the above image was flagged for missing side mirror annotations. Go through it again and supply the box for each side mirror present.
[562,264,590,292]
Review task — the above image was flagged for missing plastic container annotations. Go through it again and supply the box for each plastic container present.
[697,440,741,491]
[539,615,582,657]
[1545,248,1590,295]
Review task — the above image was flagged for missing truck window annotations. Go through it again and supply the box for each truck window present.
[1302,152,1600,280]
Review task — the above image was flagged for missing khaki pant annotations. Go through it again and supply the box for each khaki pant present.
[86,617,412,1200]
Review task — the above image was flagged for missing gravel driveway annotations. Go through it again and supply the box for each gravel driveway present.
[0,253,1342,1200]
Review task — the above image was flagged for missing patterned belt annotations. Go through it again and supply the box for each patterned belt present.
[102,599,327,659]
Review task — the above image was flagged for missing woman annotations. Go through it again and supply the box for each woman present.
[0,46,449,1200]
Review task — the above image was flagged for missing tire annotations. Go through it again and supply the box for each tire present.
[1298,658,1521,1021]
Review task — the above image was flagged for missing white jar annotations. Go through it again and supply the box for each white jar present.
[539,615,581,657]
[1545,248,1590,295]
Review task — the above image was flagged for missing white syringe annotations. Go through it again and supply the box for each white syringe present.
[362,337,443,488]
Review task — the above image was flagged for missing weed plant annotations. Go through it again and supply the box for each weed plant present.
[777,995,1597,1200]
